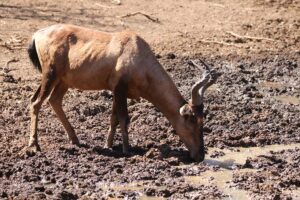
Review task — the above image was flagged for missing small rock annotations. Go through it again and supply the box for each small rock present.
[144,140,155,148]
[45,189,53,195]
[168,157,179,166]
[34,193,47,199]
[35,186,45,192]
[242,158,253,169]
[210,150,225,158]
[1,192,8,198]
[144,188,156,196]
[116,168,123,174]
[58,191,78,200]
[3,75,17,83]
[159,189,172,197]
[166,53,176,59]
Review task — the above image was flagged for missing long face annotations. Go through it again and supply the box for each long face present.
[178,104,205,162]
[178,59,219,162]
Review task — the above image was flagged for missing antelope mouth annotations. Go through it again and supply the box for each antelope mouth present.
[189,148,205,162]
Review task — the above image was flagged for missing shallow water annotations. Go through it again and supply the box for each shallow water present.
[275,95,300,105]
[100,181,165,199]
[185,143,300,199]
[185,169,253,200]
[206,143,300,169]
[258,81,285,89]
[258,81,300,106]
[97,181,145,192]
[100,143,300,199]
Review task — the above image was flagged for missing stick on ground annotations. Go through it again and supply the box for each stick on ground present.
[120,12,159,23]
[226,31,274,41]
[6,58,19,68]
[0,43,14,50]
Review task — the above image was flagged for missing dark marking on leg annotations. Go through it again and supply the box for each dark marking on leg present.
[114,79,130,154]
[30,85,41,103]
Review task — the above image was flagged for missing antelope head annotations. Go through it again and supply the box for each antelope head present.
[177,60,220,162]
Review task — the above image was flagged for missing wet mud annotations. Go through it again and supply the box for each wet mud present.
[1,54,299,199]
[0,0,300,199]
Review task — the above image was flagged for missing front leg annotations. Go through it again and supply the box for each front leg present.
[113,79,130,154]
[106,102,118,148]
[119,117,130,154]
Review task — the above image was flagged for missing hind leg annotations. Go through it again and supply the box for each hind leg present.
[48,82,79,145]
[28,69,57,151]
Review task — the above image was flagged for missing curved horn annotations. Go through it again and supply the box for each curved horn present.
[190,60,220,105]
[191,69,210,105]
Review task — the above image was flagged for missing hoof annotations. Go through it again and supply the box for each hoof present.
[104,144,113,149]
[105,140,113,149]
[70,137,80,146]
[19,145,41,158]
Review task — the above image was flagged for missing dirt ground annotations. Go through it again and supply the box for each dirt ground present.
[0,0,299,199]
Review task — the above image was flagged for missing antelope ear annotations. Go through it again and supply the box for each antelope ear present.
[179,104,193,116]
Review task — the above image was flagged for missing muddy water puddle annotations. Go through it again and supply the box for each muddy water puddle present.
[185,169,253,200]
[98,181,165,199]
[258,81,300,106]
[94,144,300,199]
[283,188,300,199]
[258,81,285,89]
[275,95,300,105]
[97,181,145,192]
[207,143,300,168]
[99,182,144,191]
[185,143,300,199]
